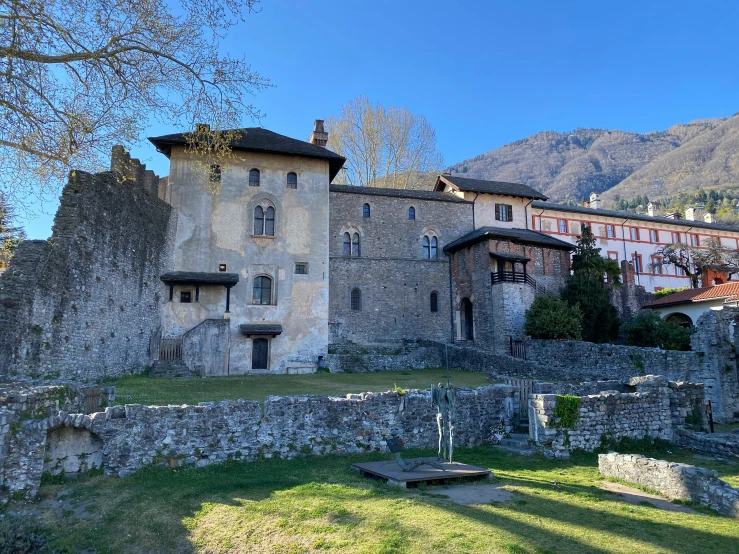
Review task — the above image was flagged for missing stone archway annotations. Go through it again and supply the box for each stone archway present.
[460,298,474,341]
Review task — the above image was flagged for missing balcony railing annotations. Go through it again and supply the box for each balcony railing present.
[491,271,549,296]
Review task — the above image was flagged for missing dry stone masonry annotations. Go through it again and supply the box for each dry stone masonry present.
[0,149,172,381]
[529,376,706,453]
[599,452,739,518]
[0,384,515,502]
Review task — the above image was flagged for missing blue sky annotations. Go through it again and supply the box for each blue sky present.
[19,0,739,238]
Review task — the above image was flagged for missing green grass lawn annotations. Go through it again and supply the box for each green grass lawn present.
[104,369,491,406]
[16,446,739,554]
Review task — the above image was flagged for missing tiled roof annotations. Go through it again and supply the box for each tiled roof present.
[239,324,283,336]
[329,184,472,204]
[160,271,239,286]
[645,282,739,307]
[436,175,548,200]
[532,201,739,234]
[443,227,574,253]
[149,128,346,181]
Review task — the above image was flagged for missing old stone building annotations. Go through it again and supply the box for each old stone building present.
[1,122,576,377]
[148,123,345,374]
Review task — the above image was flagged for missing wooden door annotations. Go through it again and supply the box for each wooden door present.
[252,338,269,370]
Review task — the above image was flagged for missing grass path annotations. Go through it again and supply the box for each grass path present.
[23,446,739,554]
[104,369,491,406]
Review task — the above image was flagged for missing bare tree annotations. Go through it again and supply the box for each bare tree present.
[327,96,443,189]
[654,238,739,288]
[0,0,270,208]
[0,192,24,266]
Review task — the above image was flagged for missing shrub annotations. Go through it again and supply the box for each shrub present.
[0,513,52,554]
[550,394,581,428]
[652,286,688,300]
[619,312,692,351]
[524,295,582,340]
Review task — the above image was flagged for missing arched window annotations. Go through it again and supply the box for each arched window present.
[363,203,371,218]
[264,206,275,236]
[254,206,264,235]
[350,288,362,311]
[249,168,260,187]
[252,276,272,305]
[422,234,438,259]
[430,292,438,313]
[343,232,352,256]
[352,233,360,256]
[287,172,297,189]
[408,207,416,220]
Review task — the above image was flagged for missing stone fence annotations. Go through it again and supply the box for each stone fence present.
[0,384,515,502]
[529,376,706,453]
[599,452,738,518]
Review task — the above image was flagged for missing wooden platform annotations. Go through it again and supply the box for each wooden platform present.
[352,459,492,488]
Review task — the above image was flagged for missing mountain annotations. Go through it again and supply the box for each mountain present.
[446,116,735,204]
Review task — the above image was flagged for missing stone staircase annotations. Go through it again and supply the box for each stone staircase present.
[149,360,199,378]
[494,433,538,456]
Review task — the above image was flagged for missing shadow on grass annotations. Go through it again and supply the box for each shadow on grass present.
[41,447,739,554]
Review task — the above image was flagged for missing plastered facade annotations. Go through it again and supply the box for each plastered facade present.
[162,147,331,374]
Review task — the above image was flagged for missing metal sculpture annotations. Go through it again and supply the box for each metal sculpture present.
[431,382,456,463]
[386,430,445,471]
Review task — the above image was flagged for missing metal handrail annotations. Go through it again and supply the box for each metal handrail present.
[491,271,550,296]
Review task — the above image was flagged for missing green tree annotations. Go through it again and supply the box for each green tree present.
[0,194,25,266]
[562,226,621,343]
[524,295,582,340]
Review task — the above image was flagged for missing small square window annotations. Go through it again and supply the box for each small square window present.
[180,291,192,303]
[218,263,228,272]
[294,263,308,275]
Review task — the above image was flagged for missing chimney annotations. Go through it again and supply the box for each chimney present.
[309,119,328,147]
[589,192,600,210]
[647,203,656,217]
[665,211,681,219]
[195,123,210,133]
[704,212,715,224]
[685,207,696,221]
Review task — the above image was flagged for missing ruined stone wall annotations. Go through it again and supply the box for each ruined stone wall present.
[675,430,739,459]
[325,342,444,373]
[328,189,472,344]
[529,389,673,452]
[0,384,515,500]
[528,377,706,452]
[598,452,739,518]
[0,156,172,380]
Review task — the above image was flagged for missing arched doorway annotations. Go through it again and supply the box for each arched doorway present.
[460,298,474,341]
[665,312,693,328]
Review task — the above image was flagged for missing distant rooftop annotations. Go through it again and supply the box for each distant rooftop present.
[443,227,574,253]
[329,184,471,204]
[645,282,739,308]
[149,127,346,181]
[435,175,548,201]
[532,201,739,233]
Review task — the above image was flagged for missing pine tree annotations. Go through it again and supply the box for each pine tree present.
[562,226,621,343]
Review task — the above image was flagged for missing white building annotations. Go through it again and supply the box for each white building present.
[530,193,739,292]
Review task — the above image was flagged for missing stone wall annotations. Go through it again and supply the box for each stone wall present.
[0,149,172,381]
[325,342,444,373]
[598,452,739,518]
[328,188,473,344]
[675,430,739,459]
[529,376,706,452]
[0,384,515,501]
